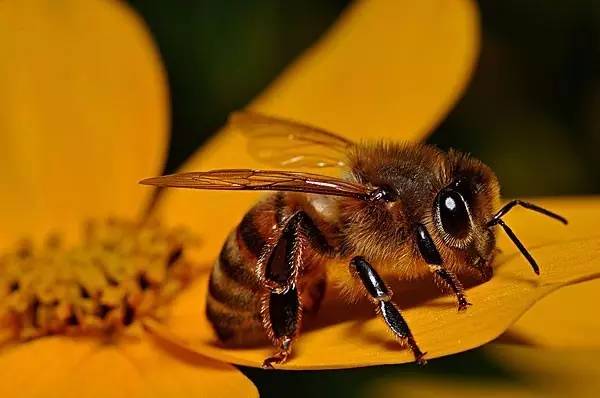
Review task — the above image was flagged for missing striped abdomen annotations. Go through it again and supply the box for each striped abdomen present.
[206,193,329,346]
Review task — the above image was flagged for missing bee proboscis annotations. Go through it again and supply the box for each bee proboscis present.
[141,112,567,368]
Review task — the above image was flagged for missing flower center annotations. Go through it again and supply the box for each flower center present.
[0,219,198,343]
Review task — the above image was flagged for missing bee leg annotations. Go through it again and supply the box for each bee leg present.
[260,285,301,369]
[415,223,470,311]
[349,256,426,365]
[259,211,314,368]
[259,211,331,368]
[259,211,310,293]
[428,265,470,311]
[262,336,293,369]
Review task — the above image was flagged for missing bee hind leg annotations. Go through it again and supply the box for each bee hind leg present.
[259,211,314,368]
[260,281,302,369]
[262,336,293,369]
[349,256,426,365]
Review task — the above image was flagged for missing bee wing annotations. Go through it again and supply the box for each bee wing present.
[140,169,371,199]
[229,111,354,168]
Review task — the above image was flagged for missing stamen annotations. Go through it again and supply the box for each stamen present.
[0,219,198,344]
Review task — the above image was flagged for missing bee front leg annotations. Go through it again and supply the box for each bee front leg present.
[415,224,470,311]
[428,265,470,311]
[349,256,426,365]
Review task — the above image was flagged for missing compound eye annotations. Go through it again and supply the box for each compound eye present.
[438,189,471,238]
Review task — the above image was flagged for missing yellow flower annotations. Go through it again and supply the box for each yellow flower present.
[145,0,600,371]
[0,1,256,397]
[2,0,598,396]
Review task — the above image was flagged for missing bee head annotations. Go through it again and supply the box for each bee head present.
[426,149,501,277]
[343,142,564,280]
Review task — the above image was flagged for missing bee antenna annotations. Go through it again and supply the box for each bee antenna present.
[492,218,540,275]
[487,200,568,275]
[487,200,568,227]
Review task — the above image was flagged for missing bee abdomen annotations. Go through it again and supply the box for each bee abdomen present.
[205,208,270,345]
[206,193,329,345]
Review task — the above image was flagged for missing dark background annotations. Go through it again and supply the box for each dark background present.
[128,1,599,396]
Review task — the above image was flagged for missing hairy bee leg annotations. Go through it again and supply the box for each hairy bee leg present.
[261,286,301,369]
[260,211,308,293]
[428,265,471,311]
[260,209,333,294]
[349,256,426,365]
[414,223,470,311]
[259,211,313,368]
[259,210,331,367]
[262,336,293,369]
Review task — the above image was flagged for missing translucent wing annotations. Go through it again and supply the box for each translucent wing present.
[229,111,354,168]
[140,169,371,200]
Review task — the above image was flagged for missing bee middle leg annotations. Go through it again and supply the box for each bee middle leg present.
[258,211,324,368]
[349,256,426,365]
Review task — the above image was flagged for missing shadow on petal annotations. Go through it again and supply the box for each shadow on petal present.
[367,345,600,398]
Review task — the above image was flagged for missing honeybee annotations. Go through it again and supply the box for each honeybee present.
[141,112,567,368]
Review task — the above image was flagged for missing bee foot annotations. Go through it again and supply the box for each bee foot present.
[415,351,428,366]
[261,351,290,369]
[458,300,472,312]
[262,337,293,369]
[404,336,427,366]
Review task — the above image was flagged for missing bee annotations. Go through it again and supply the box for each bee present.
[141,112,567,368]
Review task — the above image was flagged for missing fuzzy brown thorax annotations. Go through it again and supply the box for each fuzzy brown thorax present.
[338,142,500,278]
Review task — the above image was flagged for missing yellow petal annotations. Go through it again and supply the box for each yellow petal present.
[0,0,168,248]
[153,0,479,265]
[254,0,479,140]
[150,196,600,369]
[369,345,600,398]
[0,333,257,398]
[504,279,600,348]
[495,197,600,348]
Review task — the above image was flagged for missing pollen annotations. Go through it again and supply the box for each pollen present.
[0,219,198,344]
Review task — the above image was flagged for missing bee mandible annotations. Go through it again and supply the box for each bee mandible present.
[141,112,567,368]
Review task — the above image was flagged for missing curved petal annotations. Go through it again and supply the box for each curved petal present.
[504,279,600,348]
[0,334,257,398]
[153,0,479,265]
[499,197,600,347]
[0,0,168,248]
[150,196,600,369]
[254,0,479,140]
